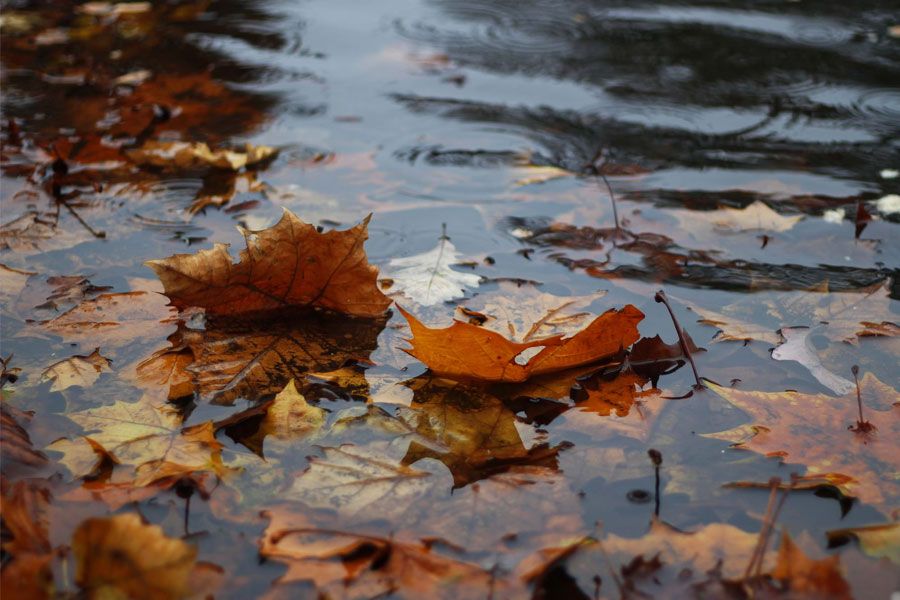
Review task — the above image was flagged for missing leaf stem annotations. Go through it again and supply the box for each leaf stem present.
[654,290,702,389]
[648,449,662,518]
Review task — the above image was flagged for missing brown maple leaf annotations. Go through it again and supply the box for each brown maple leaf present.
[704,374,900,511]
[147,210,391,318]
[771,532,851,599]
[398,304,643,383]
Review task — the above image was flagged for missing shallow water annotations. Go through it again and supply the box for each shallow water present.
[1,0,898,597]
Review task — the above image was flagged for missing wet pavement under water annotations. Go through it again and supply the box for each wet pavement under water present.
[1,0,898,597]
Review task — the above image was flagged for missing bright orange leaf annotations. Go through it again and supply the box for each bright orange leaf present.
[398,304,643,383]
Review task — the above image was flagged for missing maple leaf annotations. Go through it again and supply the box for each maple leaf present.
[48,399,227,487]
[704,374,900,511]
[233,379,327,456]
[40,348,112,391]
[458,281,607,342]
[285,443,435,521]
[690,281,898,346]
[147,210,391,318]
[771,532,852,599]
[0,263,36,308]
[771,326,854,394]
[73,513,197,600]
[398,304,643,383]
[398,376,564,486]
[154,309,386,403]
[677,200,803,233]
[384,234,481,306]
[260,507,505,599]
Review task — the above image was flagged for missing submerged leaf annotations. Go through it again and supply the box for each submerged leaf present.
[40,348,112,391]
[772,532,851,599]
[147,210,391,318]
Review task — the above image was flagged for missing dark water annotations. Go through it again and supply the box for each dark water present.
[1,0,898,597]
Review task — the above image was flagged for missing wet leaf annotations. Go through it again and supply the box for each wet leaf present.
[126,141,277,171]
[0,482,53,600]
[398,304,643,383]
[679,201,803,233]
[40,348,112,391]
[73,513,197,600]
[771,532,851,599]
[385,236,481,306]
[0,403,48,477]
[260,508,502,599]
[704,374,900,511]
[771,327,854,394]
[48,399,227,486]
[458,282,607,342]
[147,210,391,318]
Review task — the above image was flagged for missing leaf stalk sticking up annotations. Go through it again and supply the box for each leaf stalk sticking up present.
[654,290,702,389]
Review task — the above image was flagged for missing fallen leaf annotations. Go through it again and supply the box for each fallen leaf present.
[679,201,803,233]
[512,164,576,187]
[40,348,112,391]
[0,403,48,477]
[826,522,900,565]
[30,290,176,349]
[0,263,36,306]
[704,374,900,510]
[573,369,658,418]
[0,481,53,600]
[48,399,226,486]
[126,141,277,171]
[628,332,704,385]
[771,327,854,394]
[385,236,481,306]
[258,379,326,441]
[260,508,501,599]
[147,210,391,318]
[73,513,197,600]
[285,444,434,520]
[458,282,607,342]
[398,304,643,383]
[771,531,851,599]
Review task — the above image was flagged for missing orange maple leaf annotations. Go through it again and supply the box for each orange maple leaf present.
[147,210,391,318]
[398,304,643,383]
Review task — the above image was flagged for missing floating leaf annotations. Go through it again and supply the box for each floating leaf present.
[772,532,851,599]
[385,236,481,306]
[73,513,197,600]
[40,348,112,391]
[771,327,854,394]
[398,304,643,383]
[827,522,900,565]
[126,141,277,171]
[704,374,900,511]
[147,210,391,318]
[678,201,803,233]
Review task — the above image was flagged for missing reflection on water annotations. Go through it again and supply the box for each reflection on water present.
[1,0,898,597]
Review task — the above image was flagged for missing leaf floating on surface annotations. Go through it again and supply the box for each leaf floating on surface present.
[147,210,391,318]
[40,348,112,391]
[385,238,481,306]
[398,304,643,383]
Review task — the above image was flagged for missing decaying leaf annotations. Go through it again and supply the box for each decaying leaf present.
[73,513,197,600]
[0,403,49,477]
[771,532,852,599]
[826,522,900,565]
[147,210,391,318]
[285,444,434,520]
[257,379,326,441]
[458,282,607,342]
[260,508,501,599]
[40,348,112,391]
[704,374,900,510]
[385,236,481,306]
[126,141,277,171]
[691,281,898,346]
[678,201,803,233]
[49,399,226,486]
[399,304,643,383]
[0,481,53,600]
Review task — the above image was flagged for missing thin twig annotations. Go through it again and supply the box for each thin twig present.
[654,290,702,388]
